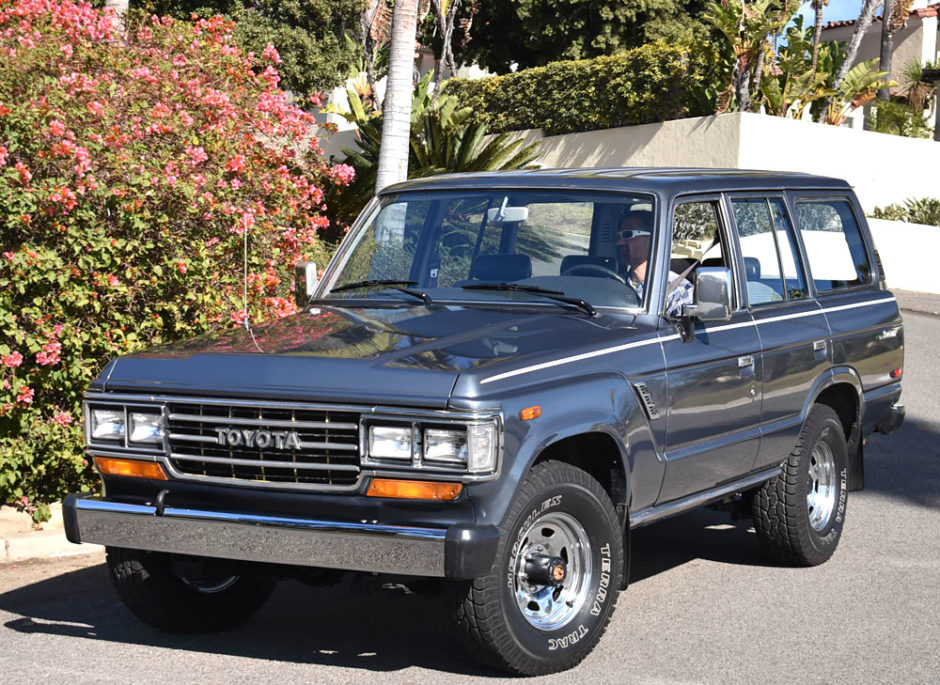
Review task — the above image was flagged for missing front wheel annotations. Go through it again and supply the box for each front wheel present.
[452,461,624,675]
[752,404,848,566]
[106,548,276,633]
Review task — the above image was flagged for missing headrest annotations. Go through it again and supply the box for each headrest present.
[743,256,760,280]
[468,254,533,282]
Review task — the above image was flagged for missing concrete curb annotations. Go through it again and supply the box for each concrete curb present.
[0,503,102,564]
[894,289,940,317]
[2,529,102,564]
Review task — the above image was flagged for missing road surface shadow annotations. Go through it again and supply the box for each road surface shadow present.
[864,418,940,511]
[0,565,496,675]
[0,506,768,676]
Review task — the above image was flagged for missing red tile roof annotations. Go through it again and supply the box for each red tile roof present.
[822,2,939,31]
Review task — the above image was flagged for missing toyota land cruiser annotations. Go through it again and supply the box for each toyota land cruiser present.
[65,168,905,675]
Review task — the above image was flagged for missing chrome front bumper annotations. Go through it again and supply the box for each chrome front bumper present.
[65,494,449,577]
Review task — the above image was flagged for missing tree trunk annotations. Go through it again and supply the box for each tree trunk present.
[735,59,751,113]
[361,2,380,111]
[879,0,895,100]
[431,0,461,105]
[810,0,825,77]
[104,0,128,33]
[818,0,882,122]
[752,47,766,111]
[375,0,419,193]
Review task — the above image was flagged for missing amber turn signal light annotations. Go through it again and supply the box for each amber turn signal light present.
[367,478,462,500]
[520,405,541,421]
[95,457,168,481]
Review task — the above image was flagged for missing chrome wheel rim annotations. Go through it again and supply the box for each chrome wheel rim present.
[512,511,592,631]
[179,575,239,594]
[807,436,837,531]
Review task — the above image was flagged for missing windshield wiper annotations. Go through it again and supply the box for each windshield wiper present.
[330,279,418,293]
[325,280,434,308]
[460,283,597,317]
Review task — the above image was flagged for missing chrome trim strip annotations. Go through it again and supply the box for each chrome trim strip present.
[168,433,218,444]
[169,433,358,452]
[160,462,365,491]
[86,392,498,421]
[72,496,447,576]
[480,334,678,385]
[629,465,782,528]
[167,414,358,431]
[169,452,360,472]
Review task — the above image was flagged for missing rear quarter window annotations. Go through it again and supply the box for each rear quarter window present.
[795,200,872,292]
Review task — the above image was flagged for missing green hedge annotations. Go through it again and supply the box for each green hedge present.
[443,43,712,136]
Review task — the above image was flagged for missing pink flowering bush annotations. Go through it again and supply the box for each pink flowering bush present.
[0,0,352,517]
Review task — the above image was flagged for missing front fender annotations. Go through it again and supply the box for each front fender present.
[459,371,664,531]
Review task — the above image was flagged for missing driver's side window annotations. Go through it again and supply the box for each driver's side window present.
[672,202,725,270]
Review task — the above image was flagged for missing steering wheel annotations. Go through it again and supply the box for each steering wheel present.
[562,263,627,285]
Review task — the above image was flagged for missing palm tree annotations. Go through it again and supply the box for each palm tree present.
[810,0,830,78]
[375,0,420,193]
[819,0,883,121]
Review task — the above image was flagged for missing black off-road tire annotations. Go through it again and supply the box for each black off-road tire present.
[106,548,276,633]
[452,461,624,676]
[752,404,849,566]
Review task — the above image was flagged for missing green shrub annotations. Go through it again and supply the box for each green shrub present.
[866,100,933,139]
[0,1,349,518]
[871,198,940,227]
[325,74,541,227]
[442,43,712,135]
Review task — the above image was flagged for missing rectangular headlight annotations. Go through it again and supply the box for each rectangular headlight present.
[128,411,163,444]
[423,428,468,465]
[467,422,498,473]
[369,425,413,460]
[91,408,125,441]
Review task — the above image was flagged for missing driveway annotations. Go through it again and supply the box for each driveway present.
[1,313,937,684]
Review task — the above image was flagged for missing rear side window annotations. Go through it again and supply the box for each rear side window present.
[730,198,808,305]
[795,200,871,291]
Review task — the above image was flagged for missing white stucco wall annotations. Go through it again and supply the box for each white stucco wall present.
[733,113,940,211]
[868,218,940,294]
[513,115,743,169]
[526,113,940,212]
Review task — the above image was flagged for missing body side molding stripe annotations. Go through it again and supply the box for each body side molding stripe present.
[480,296,897,385]
[480,334,680,384]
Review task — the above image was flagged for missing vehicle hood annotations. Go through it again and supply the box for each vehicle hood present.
[100,304,643,408]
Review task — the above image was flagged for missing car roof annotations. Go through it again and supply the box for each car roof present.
[380,167,852,197]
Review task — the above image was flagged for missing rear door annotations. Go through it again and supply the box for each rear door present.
[657,196,762,503]
[727,194,831,468]
[791,194,902,392]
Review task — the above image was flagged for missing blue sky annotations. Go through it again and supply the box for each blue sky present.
[795,0,877,27]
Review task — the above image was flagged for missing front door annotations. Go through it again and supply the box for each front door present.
[658,198,762,503]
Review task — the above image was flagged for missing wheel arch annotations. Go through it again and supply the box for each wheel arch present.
[529,427,632,589]
[806,367,864,490]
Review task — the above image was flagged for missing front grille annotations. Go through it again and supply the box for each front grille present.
[166,402,361,488]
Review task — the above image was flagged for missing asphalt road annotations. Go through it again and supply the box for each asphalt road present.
[1,313,938,685]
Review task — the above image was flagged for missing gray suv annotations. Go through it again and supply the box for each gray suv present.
[65,169,904,675]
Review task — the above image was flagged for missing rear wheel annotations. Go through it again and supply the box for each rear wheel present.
[452,461,623,675]
[106,548,276,633]
[752,404,848,566]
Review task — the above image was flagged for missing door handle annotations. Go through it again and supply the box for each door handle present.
[813,340,827,352]
[738,355,755,369]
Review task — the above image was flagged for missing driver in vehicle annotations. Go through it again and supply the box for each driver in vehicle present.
[618,210,694,318]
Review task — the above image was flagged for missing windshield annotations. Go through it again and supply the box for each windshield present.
[324,189,656,310]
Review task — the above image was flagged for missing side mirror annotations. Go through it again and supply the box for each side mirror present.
[679,266,732,341]
[294,261,318,307]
